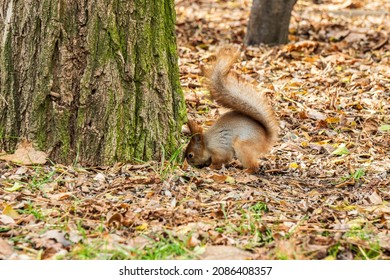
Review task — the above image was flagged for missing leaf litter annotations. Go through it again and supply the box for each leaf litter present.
[0,0,389,259]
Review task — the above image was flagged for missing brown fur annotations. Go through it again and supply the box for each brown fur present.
[185,46,279,172]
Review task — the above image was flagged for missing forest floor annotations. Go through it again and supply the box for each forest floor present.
[0,0,389,260]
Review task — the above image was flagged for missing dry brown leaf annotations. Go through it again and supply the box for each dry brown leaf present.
[41,230,72,247]
[0,214,15,225]
[363,118,379,134]
[307,109,327,120]
[0,238,14,259]
[285,40,318,53]
[2,204,20,219]
[368,191,383,205]
[93,173,106,182]
[182,158,189,170]
[187,235,201,248]
[49,192,75,201]
[378,233,390,250]
[107,212,123,227]
[68,231,83,244]
[200,245,255,260]
[0,140,47,165]
[210,174,228,183]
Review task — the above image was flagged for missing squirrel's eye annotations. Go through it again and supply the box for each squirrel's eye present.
[188,153,194,159]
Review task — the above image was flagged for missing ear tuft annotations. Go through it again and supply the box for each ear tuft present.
[187,120,203,134]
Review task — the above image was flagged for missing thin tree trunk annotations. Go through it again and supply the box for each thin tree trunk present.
[245,0,297,46]
[0,0,186,165]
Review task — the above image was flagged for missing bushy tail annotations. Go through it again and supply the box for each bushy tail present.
[204,46,279,143]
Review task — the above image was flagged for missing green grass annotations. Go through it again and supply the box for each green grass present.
[352,242,381,260]
[324,228,382,260]
[350,243,381,260]
[157,143,186,179]
[62,232,199,260]
[340,168,366,183]
[0,227,11,233]
[216,202,274,249]
[131,142,186,180]
[327,241,382,260]
[133,233,197,260]
[61,240,130,260]
[18,201,45,220]
[2,164,60,195]
[326,242,341,259]
[248,201,268,217]
[276,253,290,260]
[3,164,59,194]
[29,166,58,192]
[343,227,381,259]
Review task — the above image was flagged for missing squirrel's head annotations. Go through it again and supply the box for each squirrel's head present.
[185,120,211,167]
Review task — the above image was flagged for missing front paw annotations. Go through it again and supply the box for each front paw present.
[209,163,223,169]
[244,167,258,174]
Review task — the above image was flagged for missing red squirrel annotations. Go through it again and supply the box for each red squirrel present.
[185,46,279,172]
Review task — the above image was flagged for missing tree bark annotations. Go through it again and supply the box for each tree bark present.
[0,0,186,165]
[245,0,297,46]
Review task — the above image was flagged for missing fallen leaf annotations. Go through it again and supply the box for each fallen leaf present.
[379,124,390,132]
[225,176,235,184]
[0,214,15,225]
[2,204,20,219]
[347,218,366,228]
[41,230,72,247]
[326,117,340,124]
[49,192,75,201]
[332,143,350,156]
[187,235,201,248]
[369,191,383,205]
[378,233,390,250]
[0,238,14,259]
[0,140,47,165]
[363,119,379,134]
[285,40,318,52]
[4,182,25,192]
[200,245,255,260]
[15,166,28,175]
[135,223,148,231]
[67,231,83,244]
[182,158,189,170]
[93,173,106,182]
[307,109,327,120]
[210,174,235,184]
[107,212,123,226]
[210,174,227,183]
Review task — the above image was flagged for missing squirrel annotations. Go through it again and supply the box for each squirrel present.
[185,46,279,173]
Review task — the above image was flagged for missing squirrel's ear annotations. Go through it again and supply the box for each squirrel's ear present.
[187,120,203,135]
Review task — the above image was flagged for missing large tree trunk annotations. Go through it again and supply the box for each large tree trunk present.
[245,0,297,46]
[0,0,186,165]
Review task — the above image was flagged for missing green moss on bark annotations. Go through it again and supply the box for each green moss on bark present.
[0,0,185,166]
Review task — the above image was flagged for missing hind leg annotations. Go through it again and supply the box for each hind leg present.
[233,139,261,173]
